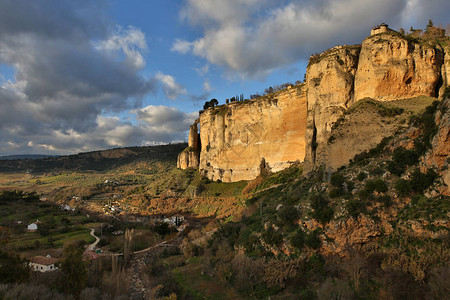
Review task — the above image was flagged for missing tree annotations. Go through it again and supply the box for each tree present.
[0,249,30,284]
[60,243,87,298]
[426,19,434,30]
[210,98,218,107]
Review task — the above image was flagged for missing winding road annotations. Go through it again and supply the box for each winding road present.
[87,228,100,251]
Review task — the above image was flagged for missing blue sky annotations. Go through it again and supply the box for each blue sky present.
[0,0,449,155]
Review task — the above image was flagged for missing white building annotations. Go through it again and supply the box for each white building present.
[27,223,38,231]
[30,256,59,272]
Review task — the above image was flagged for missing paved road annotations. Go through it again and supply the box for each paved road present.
[87,228,100,251]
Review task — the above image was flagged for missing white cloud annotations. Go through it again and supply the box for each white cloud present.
[203,80,212,92]
[97,26,148,70]
[0,1,184,155]
[175,0,450,78]
[155,71,187,100]
[171,39,193,54]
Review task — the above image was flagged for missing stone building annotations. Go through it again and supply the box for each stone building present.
[371,23,390,35]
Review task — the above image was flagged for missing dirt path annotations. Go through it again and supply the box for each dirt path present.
[87,228,100,251]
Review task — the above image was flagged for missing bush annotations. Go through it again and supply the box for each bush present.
[361,178,388,197]
[310,194,334,224]
[346,199,367,219]
[387,147,419,176]
[410,168,437,193]
[305,230,322,250]
[290,228,306,249]
[356,172,367,181]
[395,179,412,197]
[378,195,393,207]
[262,226,283,247]
[330,173,345,188]
[277,205,299,229]
[329,188,344,198]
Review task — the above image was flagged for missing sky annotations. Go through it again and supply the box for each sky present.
[0,0,449,156]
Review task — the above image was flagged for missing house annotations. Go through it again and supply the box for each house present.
[371,23,391,35]
[61,204,75,212]
[30,255,58,272]
[27,223,38,231]
[163,216,185,227]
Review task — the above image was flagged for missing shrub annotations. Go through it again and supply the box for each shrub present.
[346,199,367,219]
[330,173,345,188]
[395,179,412,197]
[278,205,299,228]
[363,178,388,195]
[387,147,419,176]
[329,188,344,198]
[310,194,334,224]
[290,228,306,249]
[262,226,283,247]
[356,172,367,181]
[371,166,385,176]
[378,195,393,207]
[410,168,437,193]
[305,230,322,250]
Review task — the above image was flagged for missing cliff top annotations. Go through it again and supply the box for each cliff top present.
[199,83,306,115]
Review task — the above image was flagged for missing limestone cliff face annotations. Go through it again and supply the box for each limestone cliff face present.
[440,45,450,96]
[304,46,361,172]
[305,31,448,172]
[355,33,444,101]
[177,122,200,169]
[179,28,449,179]
[424,98,450,194]
[198,85,307,182]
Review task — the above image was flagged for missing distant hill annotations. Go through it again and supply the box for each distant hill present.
[0,154,57,160]
[0,143,187,173]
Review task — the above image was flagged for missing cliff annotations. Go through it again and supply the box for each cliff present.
[354,32,444,101]
[304,45,361,171]
[199,85,307,182]
[305,30,449,172]
[179,26,450,181]
[179,85,307,182]
[424,97,450,194]
[177,122,200,169]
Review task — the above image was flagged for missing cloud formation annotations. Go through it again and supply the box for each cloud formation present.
[0,0,190,155]
[155,72,187,100]
[174,0,450,77]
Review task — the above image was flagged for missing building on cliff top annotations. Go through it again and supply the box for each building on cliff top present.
[371,23,391,35]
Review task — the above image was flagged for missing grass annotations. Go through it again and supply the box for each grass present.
[7,228,94,248]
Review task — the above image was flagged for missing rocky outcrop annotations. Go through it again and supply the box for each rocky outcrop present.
[305,30,448,172]
[424,98,450,194]
[179,27,450,179]
[355,32,444,102]
[440,45,450,97]
[304,46,361,172]
[198,85,307,182]
[177,122,200,169]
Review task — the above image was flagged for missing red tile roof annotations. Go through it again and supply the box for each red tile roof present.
[30,256,58,265]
